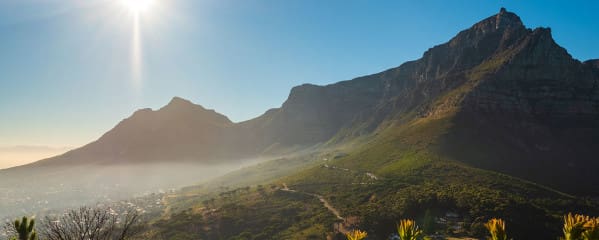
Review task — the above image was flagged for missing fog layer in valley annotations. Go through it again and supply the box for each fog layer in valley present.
[0,157,268,221]
[0,146,72,169]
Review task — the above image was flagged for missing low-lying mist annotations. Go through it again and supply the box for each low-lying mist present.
[0,146,72,169]
[0,157,269,221]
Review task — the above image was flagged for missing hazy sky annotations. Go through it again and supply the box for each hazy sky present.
[1,0,598,157]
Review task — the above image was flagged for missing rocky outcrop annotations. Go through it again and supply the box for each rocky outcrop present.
[461,28,599,118]
[239,77,386,149]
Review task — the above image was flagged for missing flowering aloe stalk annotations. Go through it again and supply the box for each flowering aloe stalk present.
[583,218,599,240]
[484,218,507,240]
[345,229,368,240]
[397,219,422,240]
[563,213,590,240]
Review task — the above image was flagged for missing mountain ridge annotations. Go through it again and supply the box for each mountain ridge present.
[2,8,598,195]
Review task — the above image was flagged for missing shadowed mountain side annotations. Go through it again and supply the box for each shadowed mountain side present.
[327,8,599,195]
[428,15,599,195]
[24,97,239,167]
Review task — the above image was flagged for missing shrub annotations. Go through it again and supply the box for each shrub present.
[397,219,422,240]
[563,213,590,240]
[484,218,507,240]
[583,218,599,240]
[345,229,368,240]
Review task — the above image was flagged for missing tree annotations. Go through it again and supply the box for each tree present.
[422,209,436,234]
[40,206,142,240]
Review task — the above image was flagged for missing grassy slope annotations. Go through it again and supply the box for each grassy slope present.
[151,54,599,239]
[150,185,338,240]
[282,115,598,239]
[152,113,598,239]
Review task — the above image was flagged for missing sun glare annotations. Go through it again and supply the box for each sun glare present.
[121,0,155,14]
[117,0,157,89]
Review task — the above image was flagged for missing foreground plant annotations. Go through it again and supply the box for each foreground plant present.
[485,218,507,240]
[563,213,590,240]
[397,219,422,240]
[345,229,368,240]
[12,217,37,240]
[582,218,599,240]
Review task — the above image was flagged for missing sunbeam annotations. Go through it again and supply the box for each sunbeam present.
[131,13,142,88]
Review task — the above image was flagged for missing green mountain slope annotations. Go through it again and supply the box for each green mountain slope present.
[148,8,599,239]
[282,116,598,239]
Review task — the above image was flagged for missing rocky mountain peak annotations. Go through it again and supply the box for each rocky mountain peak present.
[158,97,232,125]
[466,8,524,36]
[495,7,524,30]
[164,96,197,109]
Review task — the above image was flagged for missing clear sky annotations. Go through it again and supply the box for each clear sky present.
[1,0,598,164]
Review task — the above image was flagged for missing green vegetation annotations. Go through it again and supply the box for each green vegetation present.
[135,111,599,239]
[277,115,599,239]
[344,229,367,240]
[150,185,337,239]
[562,213,599,240]
[422,209,435,234]
[485,218,507,240]
[123,110,599,239]
[564,213,590,240]
[11,217,37,240]
[397,219,422,240]
[583,218,599,240]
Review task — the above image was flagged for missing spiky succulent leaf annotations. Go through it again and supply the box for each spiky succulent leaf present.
[397,219,422,240]
[564,213,589,240]
[345,229,368,240]
[583,218,599,240]
[485,218,508,240]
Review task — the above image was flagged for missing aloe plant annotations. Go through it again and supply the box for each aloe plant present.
[345,229,368,240]
[485,218,507,240]
[563,213,590,240]
[397,219,422,240]
[583,218,599,240]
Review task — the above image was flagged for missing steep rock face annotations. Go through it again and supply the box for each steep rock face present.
[361,8,531,119]
[462,28,599,116]
[585,59,599,73]
[240,78,386,150]
[435,22,599,194]
[311,8,599,194]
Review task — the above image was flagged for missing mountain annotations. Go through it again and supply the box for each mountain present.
[33,97,236,166]
[267,8,599,195]
[148,9,599,239]
[2,8,599,236]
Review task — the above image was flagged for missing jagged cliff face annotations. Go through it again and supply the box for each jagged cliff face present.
[240,78,386,149]
[257,8,599,194]
[462,30,598,116]
[418,10,599,194]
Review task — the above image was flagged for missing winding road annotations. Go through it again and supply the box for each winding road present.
[280,165,381,234]
[281,183,348,233]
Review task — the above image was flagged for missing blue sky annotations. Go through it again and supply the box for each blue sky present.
[1,0,598,151]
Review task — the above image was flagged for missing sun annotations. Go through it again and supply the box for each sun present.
[121,0,155,14]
